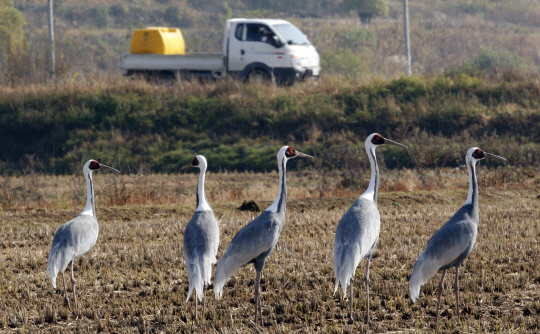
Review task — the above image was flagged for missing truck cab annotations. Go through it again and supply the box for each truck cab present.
[225,19,321,84]
[121,18,320,85]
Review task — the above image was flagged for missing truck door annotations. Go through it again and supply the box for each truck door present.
[227,23,246,73]
[241,23,287,75]
[228,23,287,76]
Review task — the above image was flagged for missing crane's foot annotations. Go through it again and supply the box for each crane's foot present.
[253,316,263,327]
[257,307,263,327]
[347,317,354,324]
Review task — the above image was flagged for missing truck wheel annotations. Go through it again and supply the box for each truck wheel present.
[248,69,272,84]
[127,70,145,81]
[156,71,175,86]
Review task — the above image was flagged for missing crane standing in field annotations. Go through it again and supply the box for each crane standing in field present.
[41,160,120,308]
[334,133,407,325]
[409,147,506,324]
[214,146,313,326]
[181,155,219,320]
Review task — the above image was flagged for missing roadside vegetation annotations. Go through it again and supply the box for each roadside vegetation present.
[3,0,540,84]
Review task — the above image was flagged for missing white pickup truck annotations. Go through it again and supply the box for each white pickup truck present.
[121,18,321,85]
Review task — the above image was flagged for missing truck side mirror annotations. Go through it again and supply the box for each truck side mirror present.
[272,36,283,48]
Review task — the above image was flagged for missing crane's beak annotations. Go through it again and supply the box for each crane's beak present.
[485,152,507,161]
[100,164,121,173]
[295,151,314,159]
[180,161,194,170]
[384,138,408,149]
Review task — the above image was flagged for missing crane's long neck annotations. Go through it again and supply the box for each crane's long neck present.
[80,170,96,217]
[196,168,212,211]
[359,146,379,204]
[266,157,287,214]
[464,158,479,220]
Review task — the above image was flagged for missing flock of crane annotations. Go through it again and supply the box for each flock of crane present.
[40,133,506,327]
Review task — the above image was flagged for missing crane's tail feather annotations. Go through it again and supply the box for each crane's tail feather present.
[214,251,243,299]
[409,253,438,302]
[44,243,74,289]
[186,255,214,302]
[333,244,361,296]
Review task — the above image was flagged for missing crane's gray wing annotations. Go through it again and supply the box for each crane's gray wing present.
[333,198,380,294]
[44,215,99,288]
[183,210,220,301]
[410,214,477,302]
[214,211,281,298]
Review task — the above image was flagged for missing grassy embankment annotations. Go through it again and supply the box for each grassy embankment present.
[1,74,539,177]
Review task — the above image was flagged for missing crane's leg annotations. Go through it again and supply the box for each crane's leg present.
[259,275,263,326]
[454,266,460,321]
[365,258,371,327]
[70,261,78,309]
[202,283,207,320]
[62,271,70,306]
[348,279,354,324]
[40,271,47,289]
[254,276,258,326]
[436,269,447,325]
[254,269,263,326]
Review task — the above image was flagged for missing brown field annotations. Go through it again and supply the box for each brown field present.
[1,169,539,333]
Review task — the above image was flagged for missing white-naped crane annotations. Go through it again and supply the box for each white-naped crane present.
[333,133,407,324]
[41,160,120,308]
[181,155,220,320]
[213,146,313,326]
[409,147,506,324]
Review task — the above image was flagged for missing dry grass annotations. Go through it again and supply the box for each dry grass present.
[0,170,539,332]
[0,71,378,101]
[1,165,519,210]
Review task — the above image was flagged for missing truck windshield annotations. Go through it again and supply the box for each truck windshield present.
[273,24,311,45]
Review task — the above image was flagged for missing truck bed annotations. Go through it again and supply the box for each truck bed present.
[121,53,225,72]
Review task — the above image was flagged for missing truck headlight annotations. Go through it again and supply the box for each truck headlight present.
[290,54,302,67]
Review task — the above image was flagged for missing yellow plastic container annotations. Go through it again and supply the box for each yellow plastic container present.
[130,27,185,55]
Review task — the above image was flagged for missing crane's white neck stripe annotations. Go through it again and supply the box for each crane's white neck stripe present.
[80,170,95,217]
[359,146,378,203]
[196,168,212,212]
[464,158,478,206]
[266,158,286,213]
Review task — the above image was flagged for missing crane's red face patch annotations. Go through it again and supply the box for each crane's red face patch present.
[285,147,295,158]
[192,157,199,166]
[89,160,100,170]
[371,134,385,145]
[472,149,485,159]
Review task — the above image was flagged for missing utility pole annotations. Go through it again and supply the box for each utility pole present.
[47,0,55,77]
[403,0,411,76]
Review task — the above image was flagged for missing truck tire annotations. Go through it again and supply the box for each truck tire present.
[156,71,175,86]
[126,70,145,81]
[248,68,273,84]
